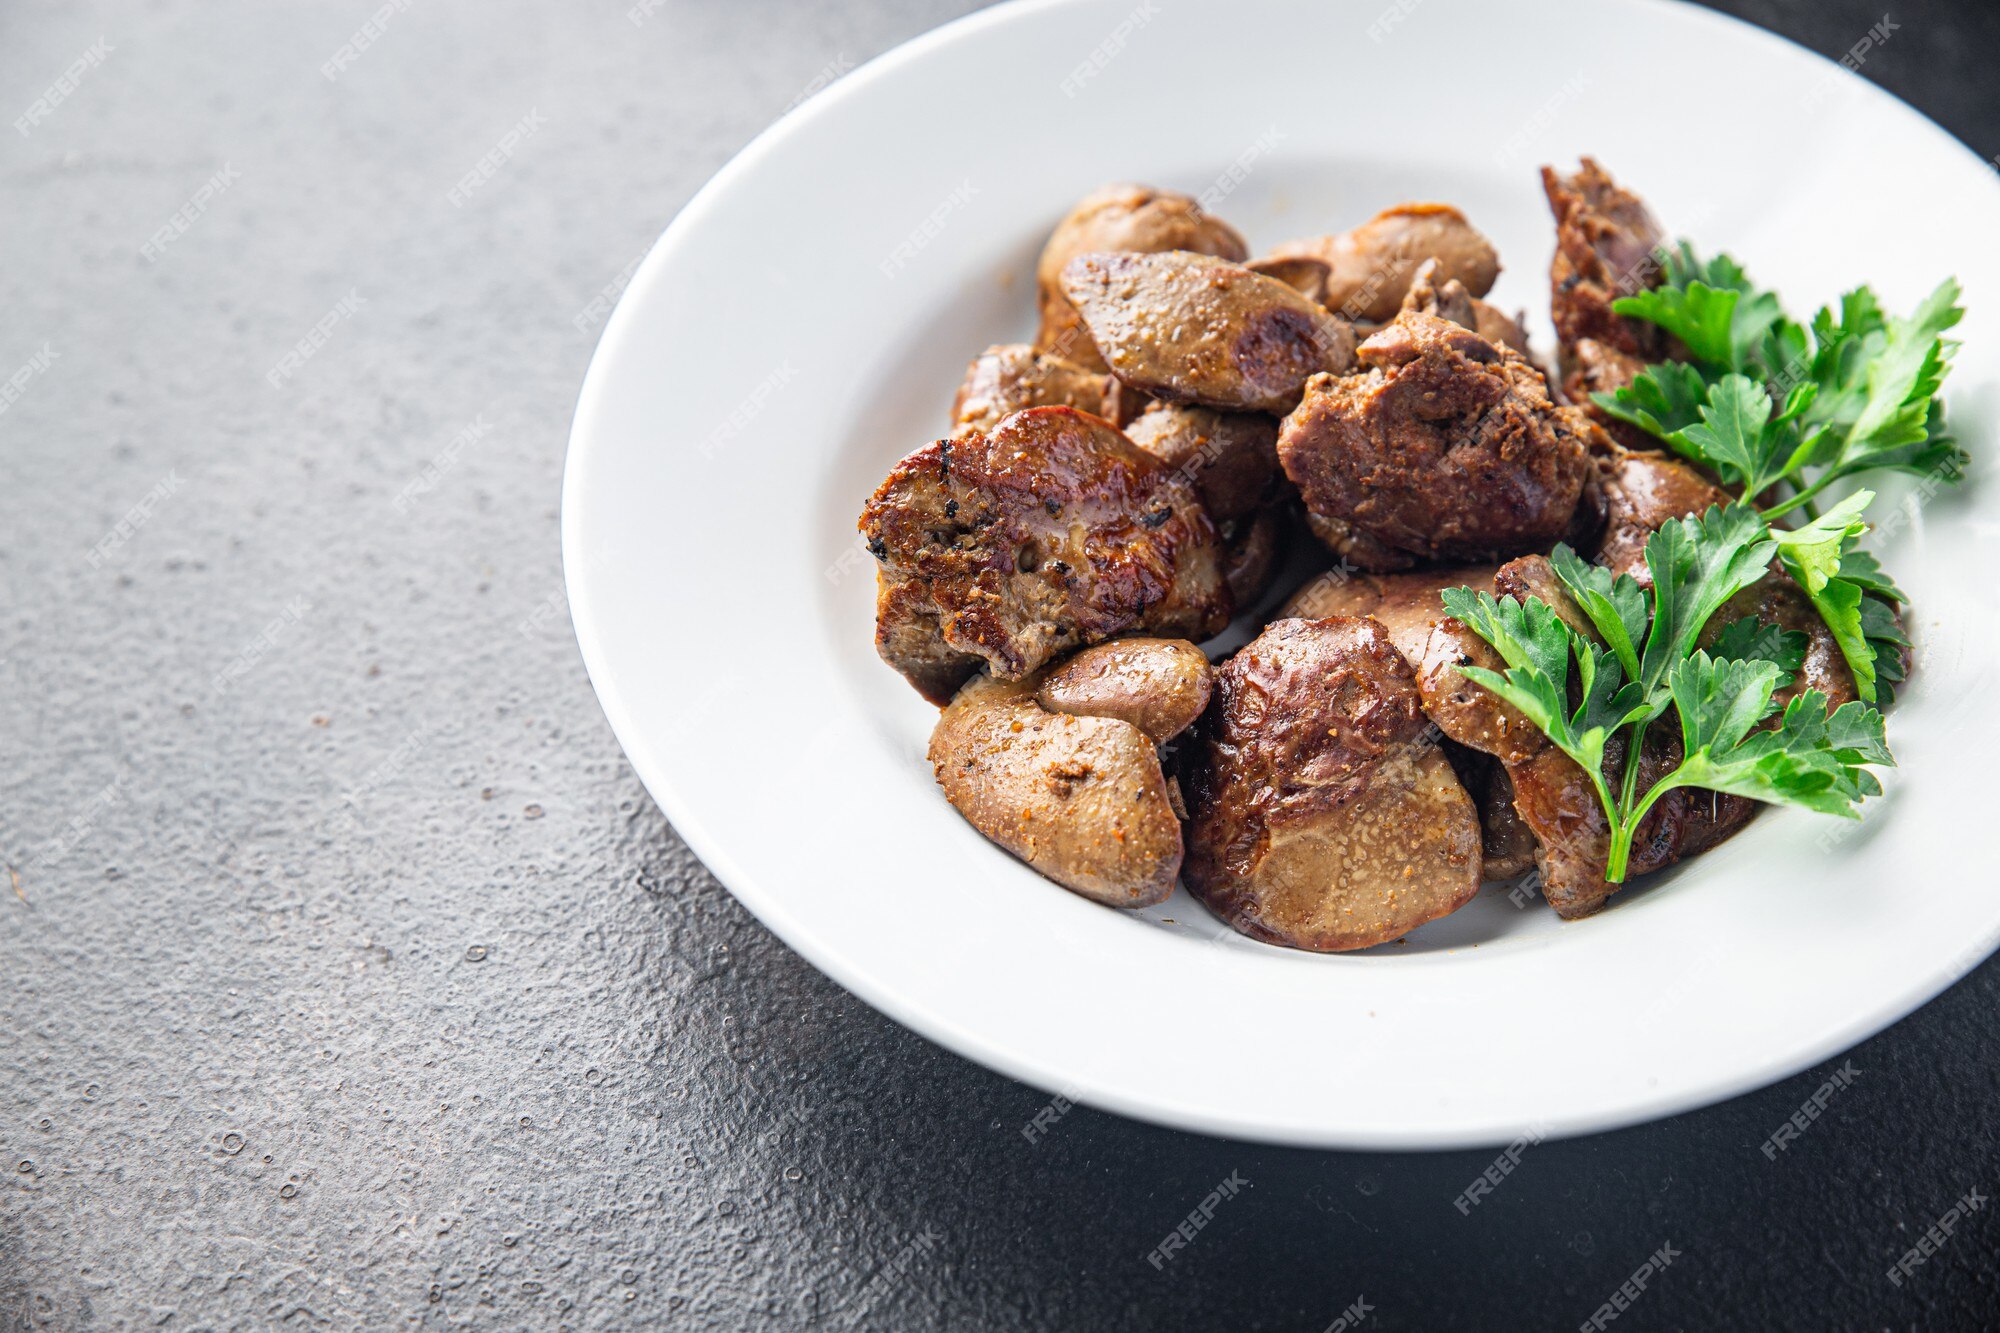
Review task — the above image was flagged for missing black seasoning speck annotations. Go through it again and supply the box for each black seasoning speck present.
[1139,507,1172,528]
[868,537,887,560]
[943,498,958,518]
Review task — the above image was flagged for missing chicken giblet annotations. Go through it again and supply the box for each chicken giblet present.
[1125,400,1289,605]
[861,406,1230,704]
[1542,158,1673,450]
[1059,250,1356,415]
[1400,256,1530,357]
[1277,311,1596,570]
[1269,202,1501,324]
[1183,616,1482,951]
[949,344,1112,435]
[1283,564,1542,880]
[1034,185,1249,371]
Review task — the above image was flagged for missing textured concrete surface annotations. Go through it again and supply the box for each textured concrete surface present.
[3,0,1998,1328]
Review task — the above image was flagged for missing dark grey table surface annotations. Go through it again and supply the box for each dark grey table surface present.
[4,1,1998,1329]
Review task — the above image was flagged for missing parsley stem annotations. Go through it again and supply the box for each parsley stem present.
[1617,719,1651,814]
[1578,759,1623,881]
[1605,821,1635,885]
[1607,770,1690,883]
[1601,718,1656,885]
[1759,475,1820,522]
[1760,474,1833,520]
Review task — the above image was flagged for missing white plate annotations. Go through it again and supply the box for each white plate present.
[565,0,2000,1148]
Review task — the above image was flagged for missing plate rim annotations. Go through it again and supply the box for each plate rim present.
[563,0,2000,1149]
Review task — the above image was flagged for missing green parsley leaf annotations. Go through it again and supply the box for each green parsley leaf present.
[1673,652,1785,756]
[1437,589,1575,746]
[1708,615,1809,680]
[1799,287,1890,432]
[1860,594,1911,707]
[1766,278,1964,509]
[1613,243,1785,371]
[1439,589,1642,816]
[1771,492,1879,701]
[1613,281,1740,368]
[1593,361,1715,441]
[1607,244,1963,505]
[1666,374,1827,501]
[1846,278,1962,457]
[1835,548,1905,602]
[1664,657,1890,818]
[1549,544,1647,681]
[1771,492,1873,588]
[1639,504,1777,697]
[1671,374,1773,486]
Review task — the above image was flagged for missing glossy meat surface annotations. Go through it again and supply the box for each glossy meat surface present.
[950,343,1110,434]
[1281,563,1544,766]
[1594,449,1732,583]
[1060,250,1356,414]
[1034,184,1248,370]
[931,672,1182,906]
[1123,401,1280,524]
[1183,617,1481,951]
[1271,202,1500,323]
[1035,637,1214,744]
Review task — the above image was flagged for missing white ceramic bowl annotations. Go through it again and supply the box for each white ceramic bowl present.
[565,0,2000,1148]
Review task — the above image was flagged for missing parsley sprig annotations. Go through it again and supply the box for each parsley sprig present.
[1590,243,1960,706]
[1598,245,1963,522]
[1441,505,1891,882]
[1435,241,1954,882]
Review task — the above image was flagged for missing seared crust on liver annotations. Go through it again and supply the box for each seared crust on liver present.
[1183,616,1481,951]
[1543,158,1669,366]
[861,406,1231,704]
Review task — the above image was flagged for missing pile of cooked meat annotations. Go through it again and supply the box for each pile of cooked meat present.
[856,161,1866,951]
